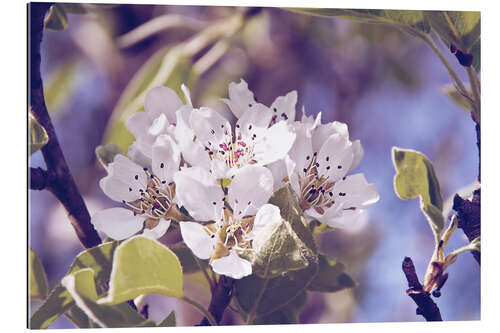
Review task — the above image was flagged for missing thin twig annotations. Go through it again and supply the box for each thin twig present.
[29,3,102,249]
[402,257,443,321]
[183,296,217,326]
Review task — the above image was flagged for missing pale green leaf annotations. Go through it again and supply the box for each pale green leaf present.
[61,268,155,328]
[249,186,318,278]
[30,241,118,329]
[44,60,78,115]
[158,311,176,327]
[103,45,195,152]
[424,11,480,52]
[470,39,480,72]
[392,147,444,238]
[288,8,430,33]
[68,305,91,328]
[29,247,49,299]
[252,291,307,325]
[98,236,183,305]
[44,4,68,31]
[392,147,443,209]
[441,83,472,112]
[234,258,318,317]
[95,143,124,170]
[307,254,355,293]
[29,114,49,155]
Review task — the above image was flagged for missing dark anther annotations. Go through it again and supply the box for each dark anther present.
[248,125,252,130]
[337,165,342,169]
[273,107,277,112]
[143,167,148,171]
[160,163,164,168]
[306,155,310,160]
[342,176,347,180]
[326,156,329,161]
[313,152,317,156]
[339,192,346,196]
[432,289,442,298]
[135,175,139,180]
[212,202,216,205]
[162,180,166,184]
[326,166,331,170]
[129,187,132,192]
[303,168,307,173]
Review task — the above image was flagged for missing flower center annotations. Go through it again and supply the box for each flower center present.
[204,125,257,169]
[122,169,176,220]
[204,208,255,262]
[298,152,336,214]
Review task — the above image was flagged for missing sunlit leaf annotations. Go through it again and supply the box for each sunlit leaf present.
[250,186,318,278]
[98,236,183,305]
[29,247,49,299]
[30,241,118,329]
[44,4,68,31]
[307,254,355,293]
[424,11,480,52]
[441,83,472,112]
[158,311,176,327]
[392,147,444,239]
[29,113,49,155]
[288,8,430,33]
[61,268,155,328]
[44,60,79,116]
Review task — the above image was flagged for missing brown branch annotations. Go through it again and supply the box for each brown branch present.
[402,257,442,321]
[453,189,480,265]
[29,3,101,249]
[30,167,49,190]
[198,276,234,326]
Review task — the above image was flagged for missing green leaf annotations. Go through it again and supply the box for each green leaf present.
[253,291,307,325]
[234,258,318,317]
[95,143,124,170]
[170,244,207,274]
[288,8,430,33]
[62,268,155,328]
[98,236,183,305]
[307,254,355,293]
[30,241,118,329]
[250,185,318,278]
[29,114,49,155]
[44,60,79,115]
[392,147,444,238]
[441,83,472,112]
[103,46,195,152]
[44,4,68,31]
[29,247,49,299]
[158,311,176,327]
[310,221,336,235]
[424,11,480,52]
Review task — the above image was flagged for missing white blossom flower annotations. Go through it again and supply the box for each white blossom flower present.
[281,112,379,228]
[126,85,193,159]
[91,135,182,240]
[174,164,279,279]
[180,80,296,178]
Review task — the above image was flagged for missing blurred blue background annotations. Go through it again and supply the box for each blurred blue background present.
[29,4,480,327]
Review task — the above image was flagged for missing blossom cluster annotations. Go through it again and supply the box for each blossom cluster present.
[92,80,379,279]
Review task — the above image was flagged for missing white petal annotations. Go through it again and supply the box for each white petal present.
[324,209,363,229]
[312,121,349,152]
[180,222,215,259]
[301,110,322,129]
[349,140,364,173]
[267,159,290,192]
[333,173,380,208]
[316,133,353,182]
[143,219,171,239]
[173,167,225,222]
[211,251,252,279]
[249,204,282,248]
[126,111,154,141]
[127,141,152,169]
[189,107,232,148]
[99,155,147,202]
[144,86,183,123]
[152,135,180,184]
[252,121,296,166]
[221,79,257,118]
[287,122,314,172]
[270,90,297,123]
[228,165,273,218]
[235,104,273,140]
[91,207,144,240]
